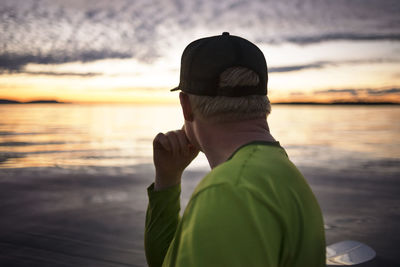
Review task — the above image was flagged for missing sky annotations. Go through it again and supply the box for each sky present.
[1,0,400,103]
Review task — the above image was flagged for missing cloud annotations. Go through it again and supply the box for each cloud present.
[315,88,400,96]
[286,33,400,45]
[0,0,162,71]
[268,58,400,73]
[4,70,100,77]
[0,0,399,72]
[315,89,358,96]
[365,88,400,95]
[269,63,324,73]
[0,52,129,73]
[290,92,305,96]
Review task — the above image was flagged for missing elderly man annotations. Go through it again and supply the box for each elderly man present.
[145,32,325,267]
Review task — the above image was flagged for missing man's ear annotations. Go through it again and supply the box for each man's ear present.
[179,92,194,122]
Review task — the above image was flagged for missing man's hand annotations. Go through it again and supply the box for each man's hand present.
[153,129,199,191]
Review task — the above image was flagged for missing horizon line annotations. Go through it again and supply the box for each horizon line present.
[1,98,399,106]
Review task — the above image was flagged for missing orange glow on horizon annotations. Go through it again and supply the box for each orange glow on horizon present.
[1,40,399,105]
[2,92,399,104]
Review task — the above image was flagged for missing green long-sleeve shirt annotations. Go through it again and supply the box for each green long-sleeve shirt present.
[145,141,325,267]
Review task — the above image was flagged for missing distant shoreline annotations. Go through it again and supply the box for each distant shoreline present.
[0,99,66,104]
[0,99,398,105]
[273,101,400,105]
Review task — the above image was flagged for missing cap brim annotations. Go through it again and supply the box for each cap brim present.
[170,86,180,92]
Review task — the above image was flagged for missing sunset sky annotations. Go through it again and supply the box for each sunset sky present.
[1,0,400,104]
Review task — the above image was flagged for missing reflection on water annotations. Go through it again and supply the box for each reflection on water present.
[269,105,400,170]
[0,104,399,172]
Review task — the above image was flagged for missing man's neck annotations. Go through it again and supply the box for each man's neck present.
[196,118,276,169]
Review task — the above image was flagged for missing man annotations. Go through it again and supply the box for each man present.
[145,32,325,267]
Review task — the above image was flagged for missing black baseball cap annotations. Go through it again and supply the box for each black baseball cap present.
[171,32,268,97]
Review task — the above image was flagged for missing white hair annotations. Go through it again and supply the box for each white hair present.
[188,67,271,123]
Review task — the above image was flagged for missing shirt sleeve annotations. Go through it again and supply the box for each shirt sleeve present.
[145,183,181,267]
[162,183,283,267]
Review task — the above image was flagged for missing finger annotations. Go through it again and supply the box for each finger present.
[153,133,171,151]
[166,131,180,156]
[159,135,172,152]
[175,130,189,155]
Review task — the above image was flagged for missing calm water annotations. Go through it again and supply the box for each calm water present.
[0,104,399,174]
